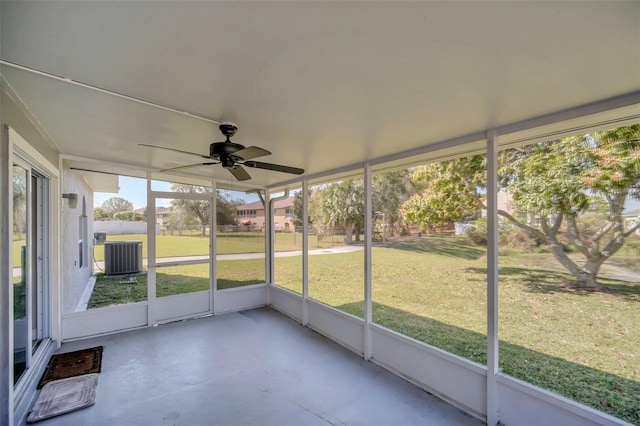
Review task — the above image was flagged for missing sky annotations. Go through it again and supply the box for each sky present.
[93,176,262,210]
[95,176,640,214]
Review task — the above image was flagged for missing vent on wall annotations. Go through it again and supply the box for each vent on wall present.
[104,241,143,276]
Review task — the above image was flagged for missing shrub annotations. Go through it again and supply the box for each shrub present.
[499,227,546,253]
[464,218,487,245]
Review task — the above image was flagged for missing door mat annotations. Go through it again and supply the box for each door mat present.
[27,373,99,423]
[37,346,103,389]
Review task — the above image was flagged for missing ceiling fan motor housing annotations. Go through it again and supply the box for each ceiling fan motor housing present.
[210,141,245,157]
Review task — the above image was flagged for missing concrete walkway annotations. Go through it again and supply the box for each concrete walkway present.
[12,245,365,277]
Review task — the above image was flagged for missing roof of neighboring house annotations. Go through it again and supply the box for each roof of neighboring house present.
[623,207,640,218]
[236,196,294,211]
[236,200,264,211]
[133,206,170,214]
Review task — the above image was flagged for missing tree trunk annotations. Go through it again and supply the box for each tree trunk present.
[577,270,599,288]
[497,210,606,288]
[546,240,604,288]
[344,225,353,244]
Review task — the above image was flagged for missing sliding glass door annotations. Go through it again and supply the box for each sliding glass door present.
[12,158,49,385]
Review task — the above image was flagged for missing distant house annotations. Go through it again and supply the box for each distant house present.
[134,206,171,228]
[236,196,295,231]
[481,191,515,218]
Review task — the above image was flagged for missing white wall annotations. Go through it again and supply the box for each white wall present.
[95,220,159,235]
[61,167,95,314]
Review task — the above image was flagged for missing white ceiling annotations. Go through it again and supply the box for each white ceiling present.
[1,1,639,187]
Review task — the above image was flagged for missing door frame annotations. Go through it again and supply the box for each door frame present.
[6,126,59,420]
[147,188,215,324]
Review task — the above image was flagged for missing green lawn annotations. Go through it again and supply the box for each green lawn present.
[89,259,267,308]
[88,235,639,423]
[273,236,639,424]
[12,238,25,268]
[93,232,344,261]
[88,259,267,308]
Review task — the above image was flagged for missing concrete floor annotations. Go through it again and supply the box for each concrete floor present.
[33,308,482,426]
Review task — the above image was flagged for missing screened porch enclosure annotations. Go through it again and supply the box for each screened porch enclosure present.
[2,2,639,425]
[56,111,640,426]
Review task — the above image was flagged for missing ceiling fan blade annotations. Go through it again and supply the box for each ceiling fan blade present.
[139,143,212,159]
[233,146,272,160]
[243,161,304,175]
[226,165,252,181]
[161,162,219,173]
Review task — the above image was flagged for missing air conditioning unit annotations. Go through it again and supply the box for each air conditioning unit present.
[104,241,143,276]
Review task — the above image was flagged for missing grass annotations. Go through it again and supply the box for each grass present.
[13,282,26,319]
[92,232,344,262]
[12,238,25,268]
[273,236,639,424]
[88,234,639,423]
[88,259,266,308]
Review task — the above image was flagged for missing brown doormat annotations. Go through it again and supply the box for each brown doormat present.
[37,346,103,389]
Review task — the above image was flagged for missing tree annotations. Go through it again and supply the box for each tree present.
[101,197,134,218]
[402,155,484,229]
[372,169,416,236]
[292,188,313,227]
[93,207,111,221]
[216,192,240,226]
[13,171,27,239]
[169,184,239,236]
[170,184,213,236]
[113,211,145,221]
[402,124,640,288]
[306,172,416,242]
[311,179,364,243]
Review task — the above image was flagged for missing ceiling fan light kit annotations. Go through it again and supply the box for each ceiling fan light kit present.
[140,122,304,181]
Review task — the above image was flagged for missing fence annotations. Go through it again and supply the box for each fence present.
[95,221,160,235]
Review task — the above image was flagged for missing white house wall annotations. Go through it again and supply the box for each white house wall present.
[61,167,95,314]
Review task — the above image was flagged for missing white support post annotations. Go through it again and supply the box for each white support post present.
[486,130,500,426]
[266,189,272,305]
[267,190,289,290]
[1,125,14,426]
[210,181,216,314]
[146,172,157,326]
[364,163,373,360]
[302,180,309,326]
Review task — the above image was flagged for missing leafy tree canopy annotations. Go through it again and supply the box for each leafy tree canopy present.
[101,197,134,217]
[308,171,415,243]
[292,189,313,227]
[113,211,145,221]
[402,124,640,287]
[93,207,111,221]
[168,184,243,235]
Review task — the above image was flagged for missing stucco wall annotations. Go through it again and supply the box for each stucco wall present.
[61,166,95,314]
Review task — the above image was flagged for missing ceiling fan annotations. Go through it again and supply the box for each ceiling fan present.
[139,122,304,181]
